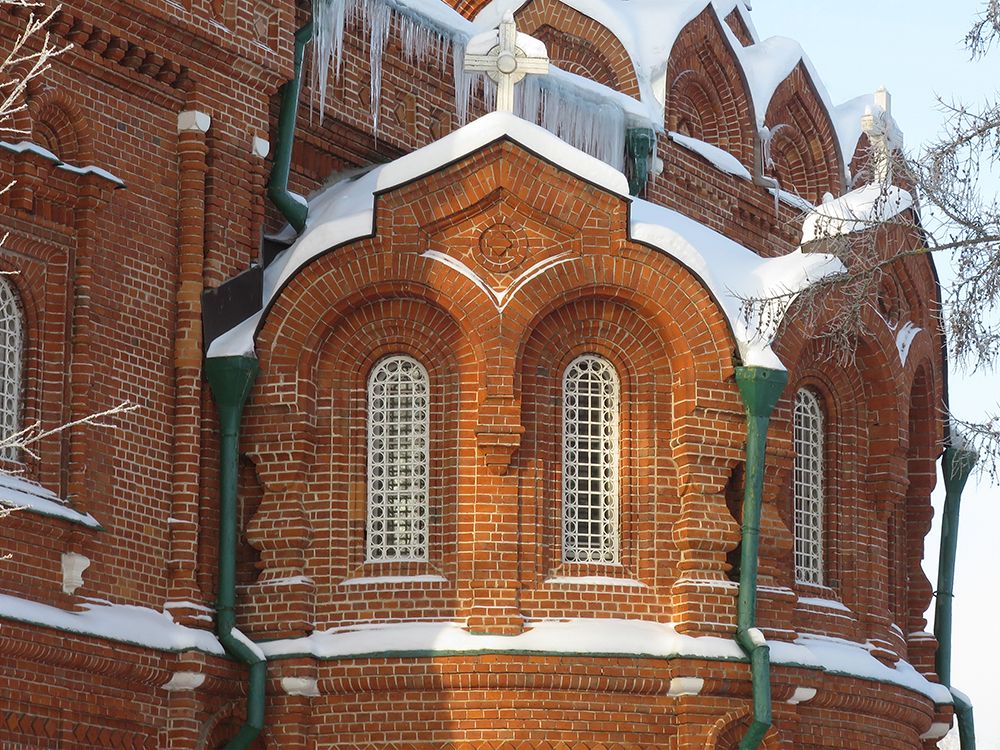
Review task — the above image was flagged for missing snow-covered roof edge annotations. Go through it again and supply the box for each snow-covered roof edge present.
[207,112,629,357]
[255,618,952,705]
[0,140,126,188]
[0,472,101,529]
[210,113,842,370]
[0,593,224,655]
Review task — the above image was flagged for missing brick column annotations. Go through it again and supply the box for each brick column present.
[167,110,212,624]
[66,173,116,515]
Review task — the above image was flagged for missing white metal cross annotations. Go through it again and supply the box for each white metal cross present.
[464,11,549,114]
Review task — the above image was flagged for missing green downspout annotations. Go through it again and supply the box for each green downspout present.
[205,356,264,750]
[734,366,787,750]
[935,444,978,750]
[267,22,314,234]
[626,127,655,196]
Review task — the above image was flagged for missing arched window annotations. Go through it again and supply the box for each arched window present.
[366,355,429,562]
[794,388,825,584]
[562,354,620,563]
[0,277,23,461]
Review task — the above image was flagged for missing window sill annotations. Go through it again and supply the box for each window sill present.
[338,574,447,587]
[544,575,647,589]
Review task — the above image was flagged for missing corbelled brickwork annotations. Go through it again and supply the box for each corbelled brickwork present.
[0,0,950,748]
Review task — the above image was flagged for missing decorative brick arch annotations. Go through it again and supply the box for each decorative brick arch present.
[764,64,843,202]
[509,0,641,98]
[27,89,93,164]
[309,296,473,589]
[666,6,755,164]
[705,707,782,749]
[518,294,677,601]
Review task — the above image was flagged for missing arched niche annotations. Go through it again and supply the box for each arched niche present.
[666,6,755,165]
[763,63,844,202]
[27,90,93,164]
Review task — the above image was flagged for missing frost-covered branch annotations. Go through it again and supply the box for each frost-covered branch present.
[0,401,138,461]
[0,2,68,138]
[948,411,1000,482]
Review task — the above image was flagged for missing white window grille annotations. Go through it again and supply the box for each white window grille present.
[0,277,23,462]
[366,355,429,562]
[562,354,620,563]
[794,388,825,584]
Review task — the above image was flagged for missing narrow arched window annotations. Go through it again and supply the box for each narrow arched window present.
[562,354,620,563]
[366,355,429,562]
[0,277,23,462]
[794,388,825,584]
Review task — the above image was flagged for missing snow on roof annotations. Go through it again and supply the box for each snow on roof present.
[801,183,914,244]
[256,617,952,704]
[208,112,627,357]
[0,472,101,529]
[0,593,224,655]
[0,140,125,187]
[832,93,904,175]
[474,0,748,126]
[208,112,841,369]
[669,131,752,180]
[630,198,842,369]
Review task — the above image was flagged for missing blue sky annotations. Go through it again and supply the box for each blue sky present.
[750,2,1000,747]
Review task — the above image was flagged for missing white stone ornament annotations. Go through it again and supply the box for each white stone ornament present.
[464,11,549,114]
[61,552,90,595]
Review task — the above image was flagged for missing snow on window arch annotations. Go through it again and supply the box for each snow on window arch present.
[794,387,825,585]
[0,277,23,461]
[562,354,620,564]
[366,355,430,562]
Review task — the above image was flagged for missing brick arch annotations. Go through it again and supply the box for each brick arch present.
[27,89,93,164]
[307,298,471,606]
[0,245,50,479]
[666,6,755,164]
[504,246,740,409]
[518,295,677,602]
[533,24,617,87]
[257,255,489,388]
[511,0,641,98]
[785,352,867,603]
[705,706,782,749]
[764,64,843,202]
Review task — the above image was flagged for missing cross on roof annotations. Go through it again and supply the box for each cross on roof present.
[464,11,549,114]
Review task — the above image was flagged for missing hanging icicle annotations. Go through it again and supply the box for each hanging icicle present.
[311,0,470,136]
[310,0,632,173]
[516,74,627,172]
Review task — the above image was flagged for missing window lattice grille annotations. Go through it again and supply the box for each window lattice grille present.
[0,277,23,462]
[562,354,620,563]
[366,355,429,562]
[794,388,825,584]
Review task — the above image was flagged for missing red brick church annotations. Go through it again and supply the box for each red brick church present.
[0,0,974,747]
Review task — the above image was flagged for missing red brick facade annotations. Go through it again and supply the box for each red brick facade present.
[0,1,951,748]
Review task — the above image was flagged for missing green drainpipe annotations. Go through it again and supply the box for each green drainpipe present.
[267,22,314,234]
[205,356,264,750]
[935,444,978,750]
[626,127,655,197]
[734,366,787,750]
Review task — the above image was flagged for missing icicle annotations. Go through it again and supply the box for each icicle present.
[311,0,349,119]
[515,74,627,172]
[312,0,470,136]
[368,0,392,136]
